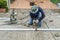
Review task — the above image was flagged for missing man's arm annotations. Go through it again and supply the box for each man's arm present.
[39,7,45,21]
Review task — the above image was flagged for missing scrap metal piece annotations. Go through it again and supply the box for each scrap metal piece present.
[10,9,17,24]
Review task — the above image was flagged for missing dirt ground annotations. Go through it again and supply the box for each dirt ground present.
[10,0,58,9]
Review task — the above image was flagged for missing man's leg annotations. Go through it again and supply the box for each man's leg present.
[37,14,42,28]
[38,21,41,28]
[28,18,33,25]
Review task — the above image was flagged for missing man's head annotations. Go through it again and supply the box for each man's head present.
[30,2,36,6]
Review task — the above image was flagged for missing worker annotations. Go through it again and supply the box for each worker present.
[28,2,45,28]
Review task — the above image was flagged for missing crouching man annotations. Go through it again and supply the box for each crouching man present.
[28,5,45,28]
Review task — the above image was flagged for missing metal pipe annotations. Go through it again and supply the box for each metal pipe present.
[7,0,10,8]
[0,28,60,31]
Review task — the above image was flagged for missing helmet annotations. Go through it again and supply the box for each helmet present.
[31,5,38,13]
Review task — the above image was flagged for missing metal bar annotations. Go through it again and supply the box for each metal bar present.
[6,0,8,7]
[7,0,10,8]
[9,8,60,10]
[0,28,60,31]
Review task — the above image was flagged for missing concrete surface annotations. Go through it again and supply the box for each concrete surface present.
[0,31,55,40]
[0,9,60,40]
[44,9,60,29]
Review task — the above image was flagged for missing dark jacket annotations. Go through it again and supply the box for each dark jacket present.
[30,7,45,21]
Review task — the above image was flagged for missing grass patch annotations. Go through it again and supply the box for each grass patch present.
[50,0,60,4]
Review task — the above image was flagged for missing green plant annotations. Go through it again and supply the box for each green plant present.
[50,0,60,4]
[0,0,8,12]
